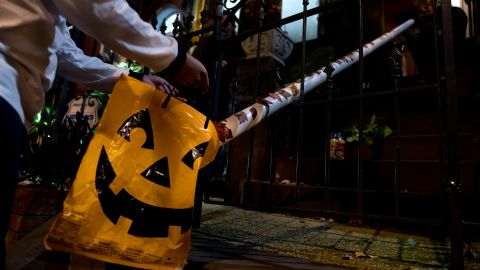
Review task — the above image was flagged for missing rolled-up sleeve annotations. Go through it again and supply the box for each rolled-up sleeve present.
[51,0,178,72]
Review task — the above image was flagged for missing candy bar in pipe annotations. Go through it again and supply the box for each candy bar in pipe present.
[214,19,415,145]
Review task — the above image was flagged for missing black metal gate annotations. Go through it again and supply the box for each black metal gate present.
[168,0,480,269]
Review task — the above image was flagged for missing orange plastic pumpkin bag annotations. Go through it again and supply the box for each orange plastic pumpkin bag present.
[44,74,220,269]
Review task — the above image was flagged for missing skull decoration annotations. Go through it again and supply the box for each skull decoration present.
[45,75,220,269]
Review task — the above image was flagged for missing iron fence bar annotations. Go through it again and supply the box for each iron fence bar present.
[439,0,463,268]
[191,6,211,228]
[244,1,266,206]
[467,1,474,37]
[432,1,448,256]
[294,0,309,208]
[356,0,365,221]
[210,1,225,117]
[296,83,439,107]
[391,45,402,218]
[324,60,335,213]
[267,115,277,207]
[475,1,479,35]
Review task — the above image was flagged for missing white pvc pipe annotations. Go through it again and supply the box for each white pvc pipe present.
[215,19,415,144]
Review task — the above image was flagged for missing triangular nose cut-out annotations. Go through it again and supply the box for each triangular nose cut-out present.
[141,157,171,188]
[117,109,154,149]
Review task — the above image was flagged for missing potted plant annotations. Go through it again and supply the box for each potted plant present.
[343,114,393,159]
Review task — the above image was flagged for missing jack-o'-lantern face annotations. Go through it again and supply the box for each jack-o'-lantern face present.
[45,75,220,268]
[95,108,212,237]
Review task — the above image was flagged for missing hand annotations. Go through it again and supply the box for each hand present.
[142,75,187,103]
[142,75,179,96]
[174,54,209,95]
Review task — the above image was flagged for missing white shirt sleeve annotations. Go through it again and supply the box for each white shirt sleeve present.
[51,0,178,73]
[55,18,127,92]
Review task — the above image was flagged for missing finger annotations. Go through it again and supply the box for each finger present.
[177,97,188,103]
[164,84,179,96]
[143,78,155,88]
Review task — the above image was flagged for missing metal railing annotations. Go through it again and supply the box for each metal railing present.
[161,1,479,269]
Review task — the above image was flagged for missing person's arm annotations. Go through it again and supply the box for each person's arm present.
[52,0,177,72]
[56,18,180,95]
[51,0,209,94]
[55,17,126,92]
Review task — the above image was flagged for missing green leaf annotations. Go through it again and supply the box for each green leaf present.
[369,114,377,125]
[343,113,393,144]
[346,135,359,143]
[365,137,375,146]
[383,126,393,137]
[365,123,377,132]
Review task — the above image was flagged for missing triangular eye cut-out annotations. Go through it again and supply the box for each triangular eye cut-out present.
[95,146,121,224]
[117,109,154,149]
[141,157,170,188]
[96,146,117,188]
[181,141,209,169]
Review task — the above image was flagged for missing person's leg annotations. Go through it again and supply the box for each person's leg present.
[0,97,25,270]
